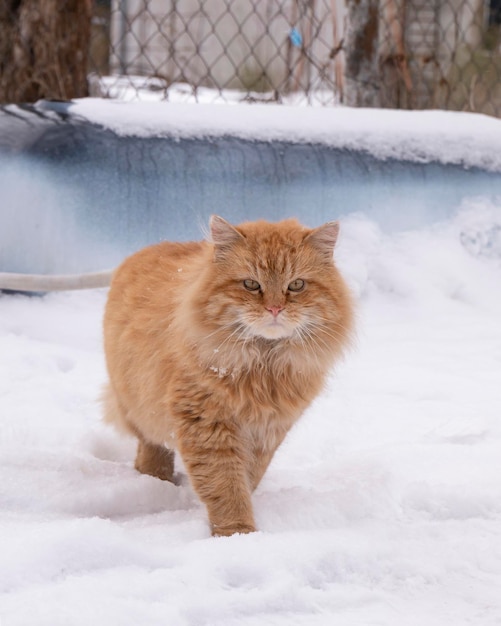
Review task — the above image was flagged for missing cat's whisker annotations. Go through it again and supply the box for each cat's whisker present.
[295,327,323,371]
[305,313,354,333]
[297,325,324,352]
[203,323,235,341]
[297,322,340,357]
[301,317,352,345]
[294,326,308,352]
[210,321,248,353]
[315,326,352,346]
[307,329,344,352]
[222,326,251,366]
[210,321,258,371]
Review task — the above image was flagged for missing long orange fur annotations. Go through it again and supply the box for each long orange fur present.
[103,216,354,536]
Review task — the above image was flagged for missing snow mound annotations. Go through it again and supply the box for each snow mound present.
[63,99,501,171]
[1,203,501,624]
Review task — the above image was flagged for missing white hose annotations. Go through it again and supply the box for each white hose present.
[0,270,114,292]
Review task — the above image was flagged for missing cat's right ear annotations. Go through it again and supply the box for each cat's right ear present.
[209,215,244,259]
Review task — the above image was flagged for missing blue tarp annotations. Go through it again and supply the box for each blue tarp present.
[2,102,501,274]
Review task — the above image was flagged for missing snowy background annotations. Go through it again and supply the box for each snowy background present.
[1,104,501,625]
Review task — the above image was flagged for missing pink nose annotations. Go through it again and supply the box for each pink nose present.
[266,305,284,318]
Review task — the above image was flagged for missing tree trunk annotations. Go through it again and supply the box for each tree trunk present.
[0,0,92,104]
[344,0,381,107]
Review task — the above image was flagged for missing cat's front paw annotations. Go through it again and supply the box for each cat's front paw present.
[211,522,256,537]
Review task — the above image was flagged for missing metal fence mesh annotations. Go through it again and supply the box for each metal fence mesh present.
[89,0,501,115]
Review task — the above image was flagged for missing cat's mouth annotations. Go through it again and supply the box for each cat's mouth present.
[249,315,296,340]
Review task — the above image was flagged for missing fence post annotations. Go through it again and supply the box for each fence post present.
[344,0,381,107]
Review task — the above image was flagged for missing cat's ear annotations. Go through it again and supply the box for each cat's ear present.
[210,215,244,259]
[304,221,340,259]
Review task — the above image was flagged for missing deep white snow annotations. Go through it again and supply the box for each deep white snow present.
[1,198,501,625]
[1,100,501,624]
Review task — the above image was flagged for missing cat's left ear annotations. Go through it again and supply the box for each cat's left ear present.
[304,221,340,259]
[209,215,244,259]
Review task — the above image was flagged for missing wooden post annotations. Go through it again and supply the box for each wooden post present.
[344,0,381,107]
[0,0,92,104]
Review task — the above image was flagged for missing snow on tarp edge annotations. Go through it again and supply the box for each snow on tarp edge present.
[43,98,501,173]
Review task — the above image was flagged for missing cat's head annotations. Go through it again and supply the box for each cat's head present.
[198,216,352,353]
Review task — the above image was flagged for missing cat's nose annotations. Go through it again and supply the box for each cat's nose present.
[266,305,284,318]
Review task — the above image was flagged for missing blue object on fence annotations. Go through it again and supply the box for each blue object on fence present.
[289,28,302,47]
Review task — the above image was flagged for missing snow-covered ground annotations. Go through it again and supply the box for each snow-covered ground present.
[1,196,500,624]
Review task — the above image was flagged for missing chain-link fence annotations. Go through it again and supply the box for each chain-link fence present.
[0,0,480,116]
[89,0,344,105]
[1,1,500,112]
[87,0,501,115]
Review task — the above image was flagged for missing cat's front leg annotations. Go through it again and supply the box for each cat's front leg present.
[249,447,278,492]
[249,424,290,491]
[176,418,256,536]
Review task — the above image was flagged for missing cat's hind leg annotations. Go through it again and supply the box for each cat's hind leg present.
[103,384,176,483]
[135,439,176,483]
[102,383,135,436]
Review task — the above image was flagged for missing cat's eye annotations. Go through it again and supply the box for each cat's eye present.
[288,279,305,292]
[243,279,260,291]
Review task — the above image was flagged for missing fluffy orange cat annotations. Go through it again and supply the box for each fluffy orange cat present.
[103,216,353,536]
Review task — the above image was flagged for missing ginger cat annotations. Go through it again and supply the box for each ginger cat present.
[103,216,353,536]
